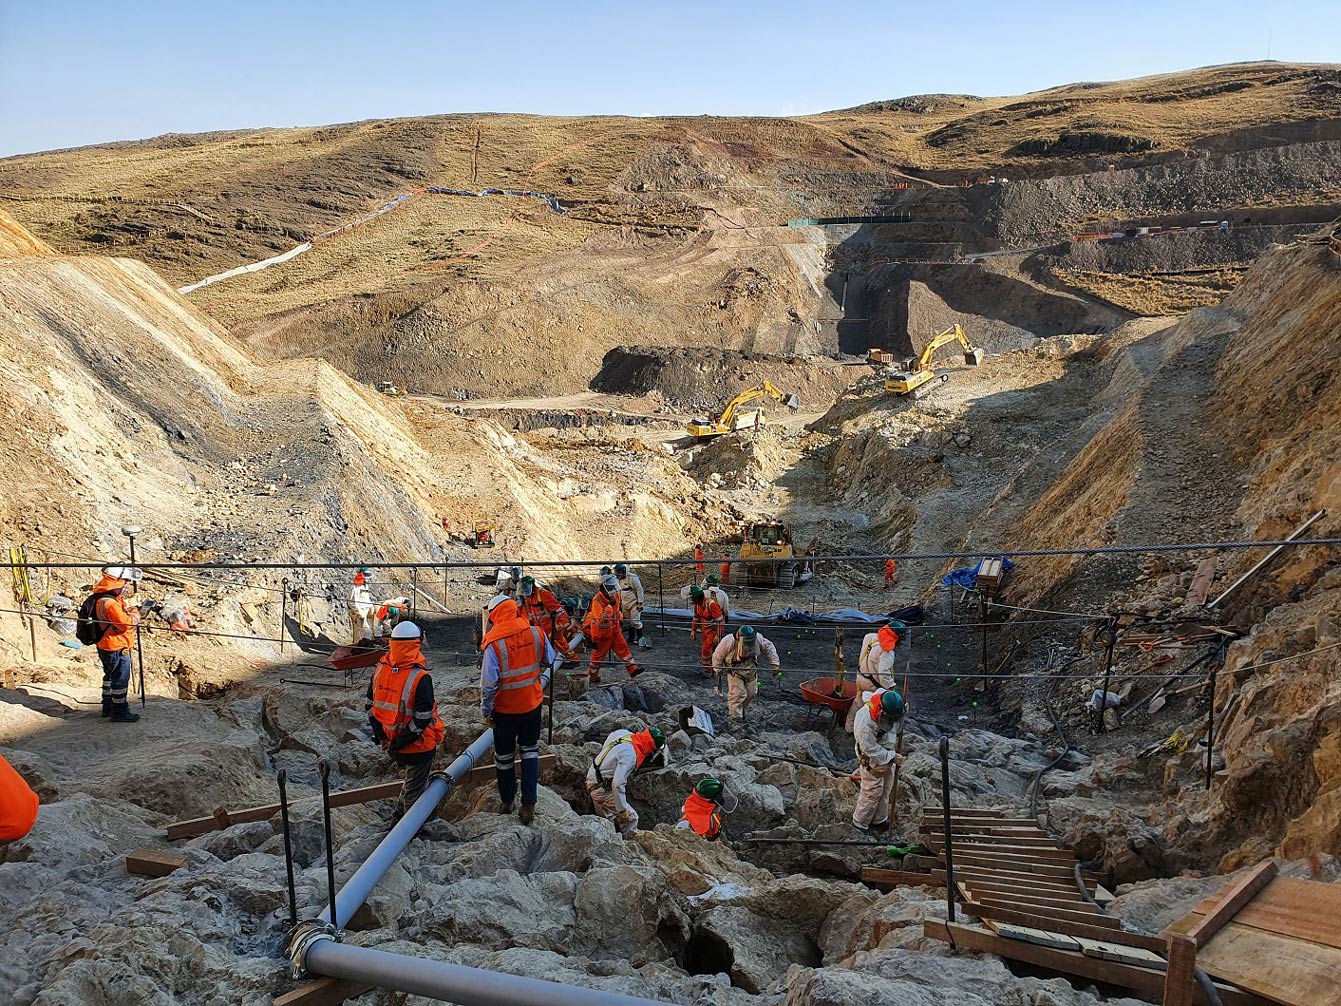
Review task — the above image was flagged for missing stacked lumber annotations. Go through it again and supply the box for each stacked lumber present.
[1163,861,1341,1006]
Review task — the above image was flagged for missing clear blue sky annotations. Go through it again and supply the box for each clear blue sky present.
[1,0,1337,158]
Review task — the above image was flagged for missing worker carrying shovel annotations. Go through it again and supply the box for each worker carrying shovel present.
[852,688,905,833]
[711,625,779,725]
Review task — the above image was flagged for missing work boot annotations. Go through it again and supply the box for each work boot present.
[519,803,535,826]
[109,704,140,723]
[101,699,113,718]
[589,671,603,685]
[869,818,891,834]
[501,802,514,815]
[851,820,870,833]
[627,664,643,678]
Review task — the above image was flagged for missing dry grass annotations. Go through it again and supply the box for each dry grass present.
[1050,266,1246,315]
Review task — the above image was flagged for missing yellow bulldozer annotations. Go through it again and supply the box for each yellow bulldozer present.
[685,381,800,440]
[737,519,812,589]
[883,324,984,397]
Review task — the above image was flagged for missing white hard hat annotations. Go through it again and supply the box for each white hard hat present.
[486,594,511,613]
[391,621,422,639]
[103,565,141,582]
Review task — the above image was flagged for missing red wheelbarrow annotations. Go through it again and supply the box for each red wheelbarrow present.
[800,676,859,734]
[328,640,387,671]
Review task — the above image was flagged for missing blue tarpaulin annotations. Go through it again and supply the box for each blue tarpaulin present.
[941,557,1015,590]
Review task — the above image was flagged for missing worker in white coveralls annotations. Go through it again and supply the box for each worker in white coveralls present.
[847,623,901,732]
[711,625,780,723]
[585,726,665,836]
[851,687,905,833]
[347,568,375,642]
[613,563,648,649]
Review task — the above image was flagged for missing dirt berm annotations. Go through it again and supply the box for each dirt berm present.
[591,346,860,411]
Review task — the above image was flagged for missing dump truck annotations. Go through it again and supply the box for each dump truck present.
[883,324,984,397]
[685,381,800,440]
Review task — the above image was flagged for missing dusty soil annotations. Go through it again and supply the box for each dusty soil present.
[2,65,1341,1005]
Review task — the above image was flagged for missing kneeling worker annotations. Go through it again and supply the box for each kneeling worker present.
[481,595,561,825]
[586,725,665,836]
[676,777,736,841]
[852,687,905,833]
[711,625,779,722]
[367,621,444,815]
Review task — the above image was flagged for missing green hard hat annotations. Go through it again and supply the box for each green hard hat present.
[520,575,536,596]
[878,690,906,726]
[706,572,719,585]
[600,565,612,576]
[648,726,666,749]
[690,585,704,601]
[614,563,628,577]
[738,625,757,642]
[695,777,725,801]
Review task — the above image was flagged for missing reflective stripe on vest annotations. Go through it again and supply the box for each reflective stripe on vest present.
[590,735,632,791]
[495,628,544,691]
[372,665,425,737]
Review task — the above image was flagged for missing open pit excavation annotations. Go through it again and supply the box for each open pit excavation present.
[3,57,1341,1006]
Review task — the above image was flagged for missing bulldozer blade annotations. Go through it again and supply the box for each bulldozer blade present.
[783,393,800,411]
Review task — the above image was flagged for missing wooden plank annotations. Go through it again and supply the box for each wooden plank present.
[1162,934,1199,1006]
[921,816,1041,828]
[996,922,1081,951]
[924,807,1011,818]
[960,901,1164,952]
[1195,922,1341,1006]
[934,867,1080,892]
[938,840,1075,862]
[969,894,1117,928]
[1184,860,1277,948]
[1187,557,1218,607]
[860,867,939,890]
[126,848,188,877]
[951,852,1078,879]
[1074,935,1167,966]
[166,755,556,839]
[922,920,1267,1006]
[924,830,1058,847]
[272,977,376,1006]
[1190,875,1341,952]
[965,885,1099,912]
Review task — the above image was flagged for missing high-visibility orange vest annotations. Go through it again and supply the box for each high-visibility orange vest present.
[370,650,443,754]
[488,625,546,714]
[679,790,722,840]
[0,753,39,841]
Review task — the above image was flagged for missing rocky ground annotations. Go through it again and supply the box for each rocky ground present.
[2,65,1341,1005]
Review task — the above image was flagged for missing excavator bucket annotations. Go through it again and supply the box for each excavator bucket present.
[965,348,984,366]
[783,393,800,411]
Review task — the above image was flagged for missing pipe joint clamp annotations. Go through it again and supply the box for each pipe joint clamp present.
[287,919,339,979]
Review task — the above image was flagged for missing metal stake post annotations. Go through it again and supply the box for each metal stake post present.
[319,759,339,931]
[280,578,288,655]
[1205,662,1218,792]
[1098,617,1118,731]
[277,769,298,928]
[978,592,988,677]
[123,526,147,708]
[547,657,556,746]
[411,567,419,620]
[939,737,955,923]
[656,562,666,638]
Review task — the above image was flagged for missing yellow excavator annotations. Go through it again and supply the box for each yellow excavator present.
[883,324,984,397]
[685,381,800,440]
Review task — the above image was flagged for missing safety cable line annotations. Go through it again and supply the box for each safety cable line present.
[8,536,1340,571]
[6,600,1317,684]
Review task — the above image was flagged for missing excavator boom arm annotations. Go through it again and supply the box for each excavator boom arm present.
[915,325,973,371]
[716,381,797,427]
